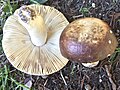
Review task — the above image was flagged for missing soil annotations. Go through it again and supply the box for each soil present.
[0,0,120,90]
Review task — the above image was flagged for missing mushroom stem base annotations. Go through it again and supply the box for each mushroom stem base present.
[82,61,99,68]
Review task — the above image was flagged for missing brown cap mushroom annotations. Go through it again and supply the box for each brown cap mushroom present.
[2,4,69,75]
[60,18,118,67]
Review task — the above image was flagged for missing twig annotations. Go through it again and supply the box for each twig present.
[105,65,116,90]
[44,79,48,86]
[110,12,120,28]
[44,79,49,90]
[60,70,67,86]
[72,15,83,19]
[81,76,85,90]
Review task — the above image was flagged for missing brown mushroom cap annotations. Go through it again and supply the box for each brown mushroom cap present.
[60,18,118,63]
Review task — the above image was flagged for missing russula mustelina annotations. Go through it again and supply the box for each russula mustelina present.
[2,4,69,75]
[60,18,118,67]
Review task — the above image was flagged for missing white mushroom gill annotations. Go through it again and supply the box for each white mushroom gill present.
[18,6,47,46]
[2,4,69,75]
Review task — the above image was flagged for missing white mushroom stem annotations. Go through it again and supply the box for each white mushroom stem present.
[82,61,99,68]
[17,6,47,46]
[25,15,47,46]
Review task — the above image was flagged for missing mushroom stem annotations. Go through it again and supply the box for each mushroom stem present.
[82,61,99,68]
[17,6,47,46]
[26,15,47,46]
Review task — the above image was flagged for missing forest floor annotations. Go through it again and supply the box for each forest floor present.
[0,0,120,90]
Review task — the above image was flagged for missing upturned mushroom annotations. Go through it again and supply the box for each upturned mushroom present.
[60,18,118,67]
[2,4,69,75]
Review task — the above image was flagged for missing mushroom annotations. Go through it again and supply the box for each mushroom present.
[2,4,69,75]
[60,18,118,67]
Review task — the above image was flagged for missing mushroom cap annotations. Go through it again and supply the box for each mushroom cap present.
[2,4,69,75]
[60,18,118,63]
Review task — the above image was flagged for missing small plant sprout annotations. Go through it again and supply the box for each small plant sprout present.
[60,18,118,67]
